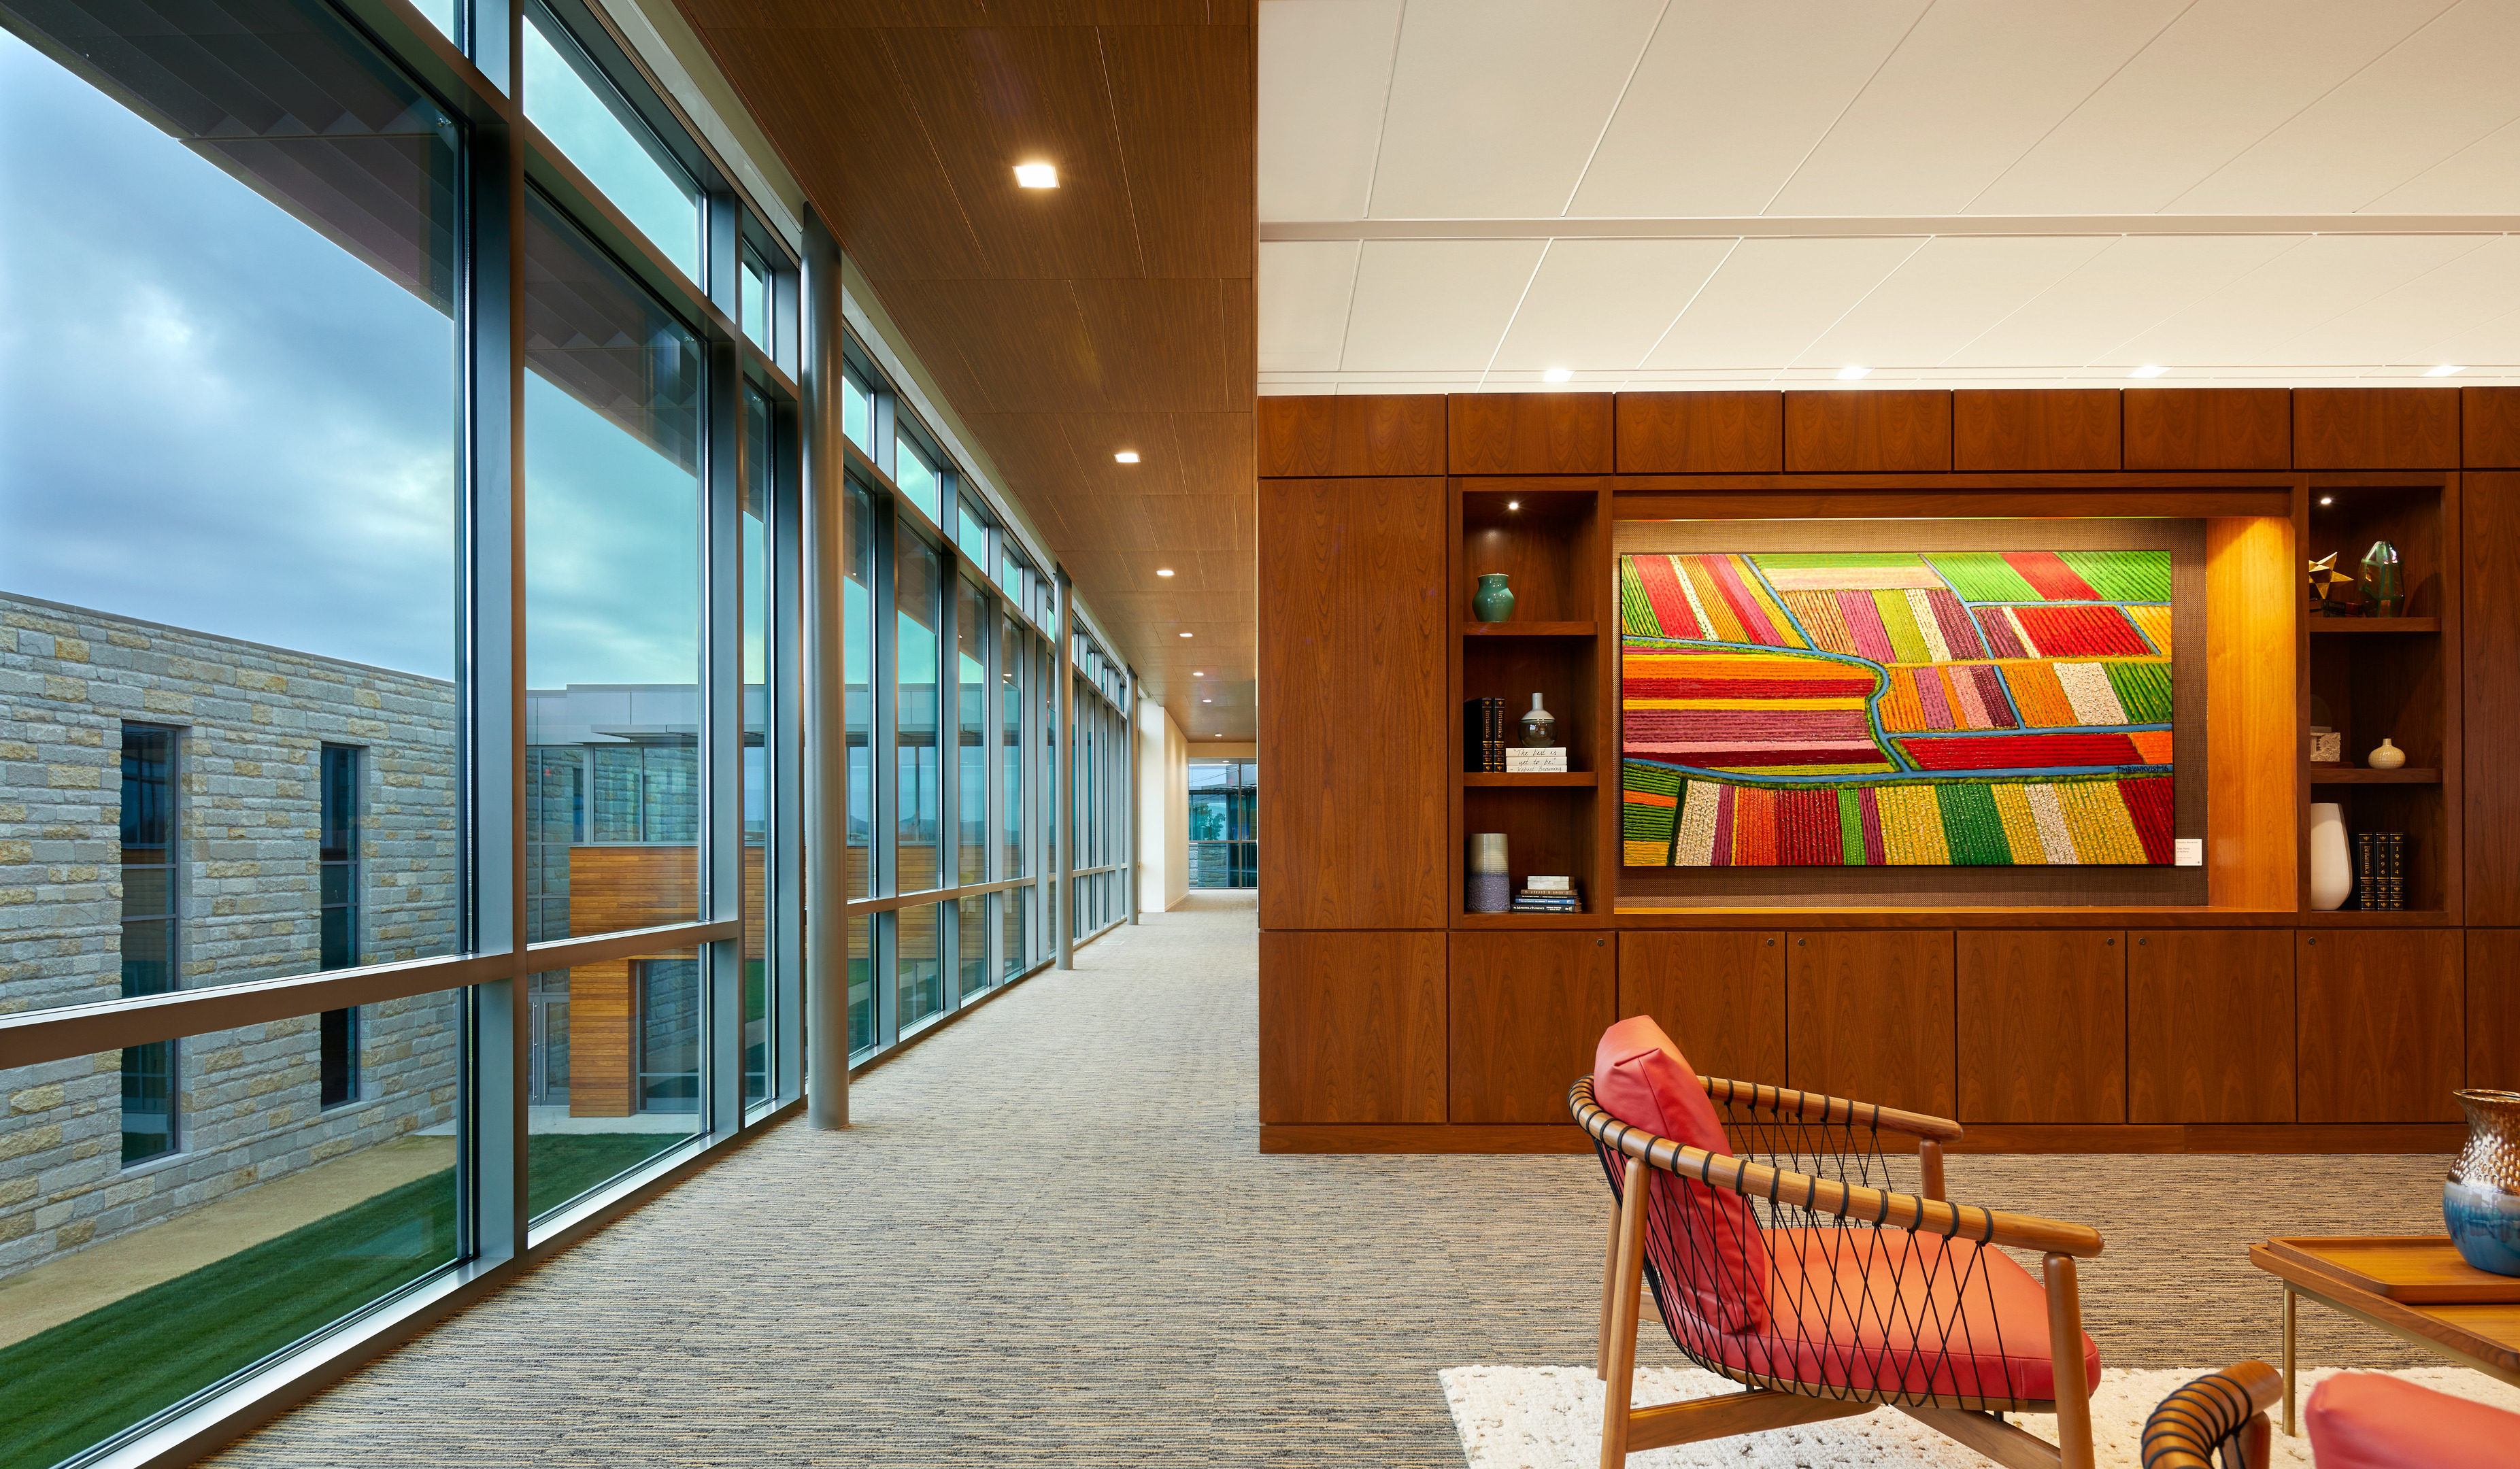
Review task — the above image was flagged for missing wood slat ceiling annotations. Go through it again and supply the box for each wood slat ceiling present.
[677,0,1258,740]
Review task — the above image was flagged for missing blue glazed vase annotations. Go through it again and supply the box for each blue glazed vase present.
[1472,573,1514,623]
[2446,1089,2520,1277]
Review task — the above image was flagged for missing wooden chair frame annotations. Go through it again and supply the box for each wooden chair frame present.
[1576,1075,2106,1469]
[2138,1360,2278,1468]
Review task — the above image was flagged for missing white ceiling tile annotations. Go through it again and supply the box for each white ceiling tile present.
[1943,235,2307,367]
[2170,1,2520,212]
[2366,114,2520,212]
[2105,235,2489,364]
[1766,0,2191,216]
[1334,379,1480,394]
[1338,239,1548,371]
[1792,236,2115,369]
[1564,0,1930,218]
[1484,238,1736,373]
[1256,0,1405,221]
[2279,236,2520,365]
[2430,300,2520,367]
[1256,241,1363,373]
[1365,0,1664,218]
[1642,237,1921,370]
[1966,0,2447,214]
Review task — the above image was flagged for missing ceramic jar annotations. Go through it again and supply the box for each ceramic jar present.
[2308,802,2352,911]
[1519,692,1556,748]
[1467,832,1510,913]
[2446,1090,2520,1276]
[1472,573,1514,623]
[2368,738,2406,770]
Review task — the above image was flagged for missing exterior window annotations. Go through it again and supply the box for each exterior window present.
[319,744,360,1108]
[1190,760,1258,888]
[895,431,941,525]
[841,366,871,452]
[844,483,874,900]
[956,577,987,885]
[743,388,772,1104]
[120,724,179,1165]
[740,247,768,350]
[895,524,941,892]
[636,958,701,1113]
[521,13,700,280]
[958,496,988,562]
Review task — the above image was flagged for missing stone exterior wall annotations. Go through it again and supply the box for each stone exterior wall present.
[0,593,460,1280]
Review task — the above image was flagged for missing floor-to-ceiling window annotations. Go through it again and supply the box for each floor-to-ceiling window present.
[1189,760,1259,888]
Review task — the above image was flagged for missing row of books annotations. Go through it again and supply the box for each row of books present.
[2353,832,2406,911]
[1462,697,1507,773]
[1513,876,1581,914]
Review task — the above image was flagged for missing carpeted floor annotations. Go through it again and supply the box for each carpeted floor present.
[209,893,2455,1467]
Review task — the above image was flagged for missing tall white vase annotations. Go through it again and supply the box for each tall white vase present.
[2309,803,2352,911]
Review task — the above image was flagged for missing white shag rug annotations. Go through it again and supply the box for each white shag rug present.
[1439,1364,2520,1468]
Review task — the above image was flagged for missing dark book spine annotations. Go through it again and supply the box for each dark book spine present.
[2354,832,2373,911]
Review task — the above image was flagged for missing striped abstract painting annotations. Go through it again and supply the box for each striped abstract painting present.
[1620,550,2173,867]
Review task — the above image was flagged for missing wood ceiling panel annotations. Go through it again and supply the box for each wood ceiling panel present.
[886,277,1106,414]
[1101,25,1256,280]
[1056,414,1190,494]
[1069,277,1233,411]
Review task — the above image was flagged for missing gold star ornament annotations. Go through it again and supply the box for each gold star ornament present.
[2307,553,2356,613]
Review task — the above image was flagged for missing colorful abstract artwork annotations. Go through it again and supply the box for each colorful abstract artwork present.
[1619,550,2173,867]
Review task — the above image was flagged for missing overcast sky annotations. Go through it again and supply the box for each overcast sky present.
[0,27,699,688]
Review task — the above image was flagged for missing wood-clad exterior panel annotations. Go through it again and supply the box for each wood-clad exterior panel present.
[1956,929,2126,1124]
[1450,931,1616,1123]
[2472,929,2520,1090]
[1258,930,1447,1124]
[2294,388,2461,469]
[1258,477,1449,929]
[2123,388,2291,470]
[1258,394,1447,478]
[2468,473,2520,923]
[1951,390,2121,471]
[564,846,702,1118]
[2298,930,2464,1123]
[1615,391,1783,473]
[2468,387,2520,468]
[2128,930,2294,1124]
[1782,390,1952,473]
[1447,392,1614,474]
[1785,930,1955,1115]
[1617,930,1786,1087]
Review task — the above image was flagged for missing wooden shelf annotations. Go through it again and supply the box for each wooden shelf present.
[1456,911,1603,928]
[1462,771,1596,787]
[1462,620,1597,637]
[2298,909,2456,928]
[2310,617,2441,634]
[2307,766,2440,784]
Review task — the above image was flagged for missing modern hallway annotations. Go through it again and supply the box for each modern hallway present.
[209,894,2450,1468]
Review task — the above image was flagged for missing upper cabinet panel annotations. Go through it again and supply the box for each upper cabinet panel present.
[1783,390,1951,473]
[2123,388,2290,471]
[2293,388,2459,470]
[1953,390,2120,473]
[1449,393,1613,475]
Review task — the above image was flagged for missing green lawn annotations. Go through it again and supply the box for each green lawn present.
[1,1132,683,1469]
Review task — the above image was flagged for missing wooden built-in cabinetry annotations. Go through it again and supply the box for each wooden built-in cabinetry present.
[1258,386,2520,1155]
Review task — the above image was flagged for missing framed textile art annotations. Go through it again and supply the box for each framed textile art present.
[1619,551,2173,867]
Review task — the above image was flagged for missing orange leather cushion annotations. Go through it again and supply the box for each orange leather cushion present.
[1593,1016,1767,1332]
[1660,1226,2102,1404]
[2306,1372,2520,1468]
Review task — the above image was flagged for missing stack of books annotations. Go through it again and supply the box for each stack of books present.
[1505,745,1566,773]
[1462,697,1505,773]
[2353,832,2406,911]
[1513,876,1581,913]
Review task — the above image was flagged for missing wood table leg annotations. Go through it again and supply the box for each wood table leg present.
[2283,1285,2298,1437]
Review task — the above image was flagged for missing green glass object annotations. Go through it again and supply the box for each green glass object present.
[2359,539,2403,617]
[1472,572,1514,622]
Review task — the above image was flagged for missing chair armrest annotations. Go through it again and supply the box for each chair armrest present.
[2140,1361,2280,1469]
[1700,1075,1965,1143]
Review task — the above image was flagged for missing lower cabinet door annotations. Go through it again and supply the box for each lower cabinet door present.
[2299,930,2464,1124]
[2127,930,2294,1123]
[1956,930,2126,1124]
[1258,930,1446,1124]
[1785,930,1955,1116]
[1450,931,1616,1124]
[1618,931,1785,1089]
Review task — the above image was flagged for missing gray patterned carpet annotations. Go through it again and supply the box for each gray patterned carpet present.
[210,893,2452,1467]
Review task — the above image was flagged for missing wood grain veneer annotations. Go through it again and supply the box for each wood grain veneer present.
[2468,388,2520,468]
[2124,389,2291,470]
[2206,515,2298,909]
[1257,930,1446,1125]
[1615,392,1783,473]
[1782,390,1951,473]
[1785,930,1955,1115]
[2467,473,2520,923]
[2295,388,2462,469]
[1952,390,2121,471]
[2298,929,2464,1123]
[1448,393,1613,474]
[2471,929,2520,1089]
[1956,930,2126,1124]
[2128,930,2294,1124]
[1617,930,1785,1087]
[1449,931,1615,1123]
[565,846,701,1118]
[1258,394,1445,477]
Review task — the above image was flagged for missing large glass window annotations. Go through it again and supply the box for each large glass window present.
[743,388,773,1104]
[894,526,941,893]
[845,484,875,900]
[956,577,987,886]
[319,743,362,1108]
[898,902,941,1030]
[894,431,941,526]
[522,12,701,282]
[1003,617,1026,883]
[1190,760,1258,888]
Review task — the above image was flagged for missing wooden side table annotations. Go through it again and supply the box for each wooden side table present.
[2251,1236,2520,1434]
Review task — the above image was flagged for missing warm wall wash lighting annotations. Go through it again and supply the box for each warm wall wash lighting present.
[1836,366,1869,380]
[1014,163,1057,188]
[2130,365,2168,379]
[1155,567,1174,577]
[2428,365,2464,377]
[1114,451,1139,462]
[1542,368,1572,383]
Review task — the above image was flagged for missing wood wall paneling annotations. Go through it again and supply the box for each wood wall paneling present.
[2471,929,2520,1089]
[1785,930,1955,1115]
[2205,516,2300,909]
[1258,930,1447,1124]
[1449,931,1617,1124]
[1447,393,1614,475]
[1615,391,1783,473]
[2298,930,2465,1123]
[1617,931,1786,1087]
[1951,390,2121,472]
[1258,477,1449,929]
[2468,387,2520,468]
[2294,388,2462,469]
[1782,390,1952,473]
[1956,929,2126,1124]
[1258,394,1447,477]
[2467,473,2520,923]
[2128,930,2294,1124]
[2123,389,2291,471]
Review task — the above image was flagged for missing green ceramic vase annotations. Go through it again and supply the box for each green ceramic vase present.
[1472,573,1514,623]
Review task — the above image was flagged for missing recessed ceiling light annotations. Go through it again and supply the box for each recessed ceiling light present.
[1541,367,1572,383]
[1179,632,1192,638]
[2426,365,2464,377]
[1155,567,1174,577]
[1507,500,1519,510]
[2319,496,2334,506]
[2130,365,2168,379]
[1014,163,1058,188]
[1114,451,1139,463]
[1202,698,1212,703]
[1836,366,1870,381]
[1192,671,1203,676]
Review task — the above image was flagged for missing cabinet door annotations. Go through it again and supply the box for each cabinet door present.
[2128,930,2293,1123]
[2299,930,2464,1123]
[1451,932,1616,1124]
[1618,931,1785,1087]
[1258,931,1446,1124]
[2474,930,2520,1091]
[1957,930,2126,1124]
[1786,931,1955,1115]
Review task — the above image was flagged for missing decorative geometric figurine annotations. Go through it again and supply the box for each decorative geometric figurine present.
[2307,552,2356,615]
[2359,540,2404,617]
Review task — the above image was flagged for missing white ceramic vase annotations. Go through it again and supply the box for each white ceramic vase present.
[2368,738,2406,770]
[2309,802,2352,911]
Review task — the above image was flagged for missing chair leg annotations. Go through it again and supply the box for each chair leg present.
[2043,1253,2094,1469]
[1598,1156,1649,1469]
[1596,1193,1620,1381]
[1919,1138,1946,1201]
[2236,1411,2270,1469]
